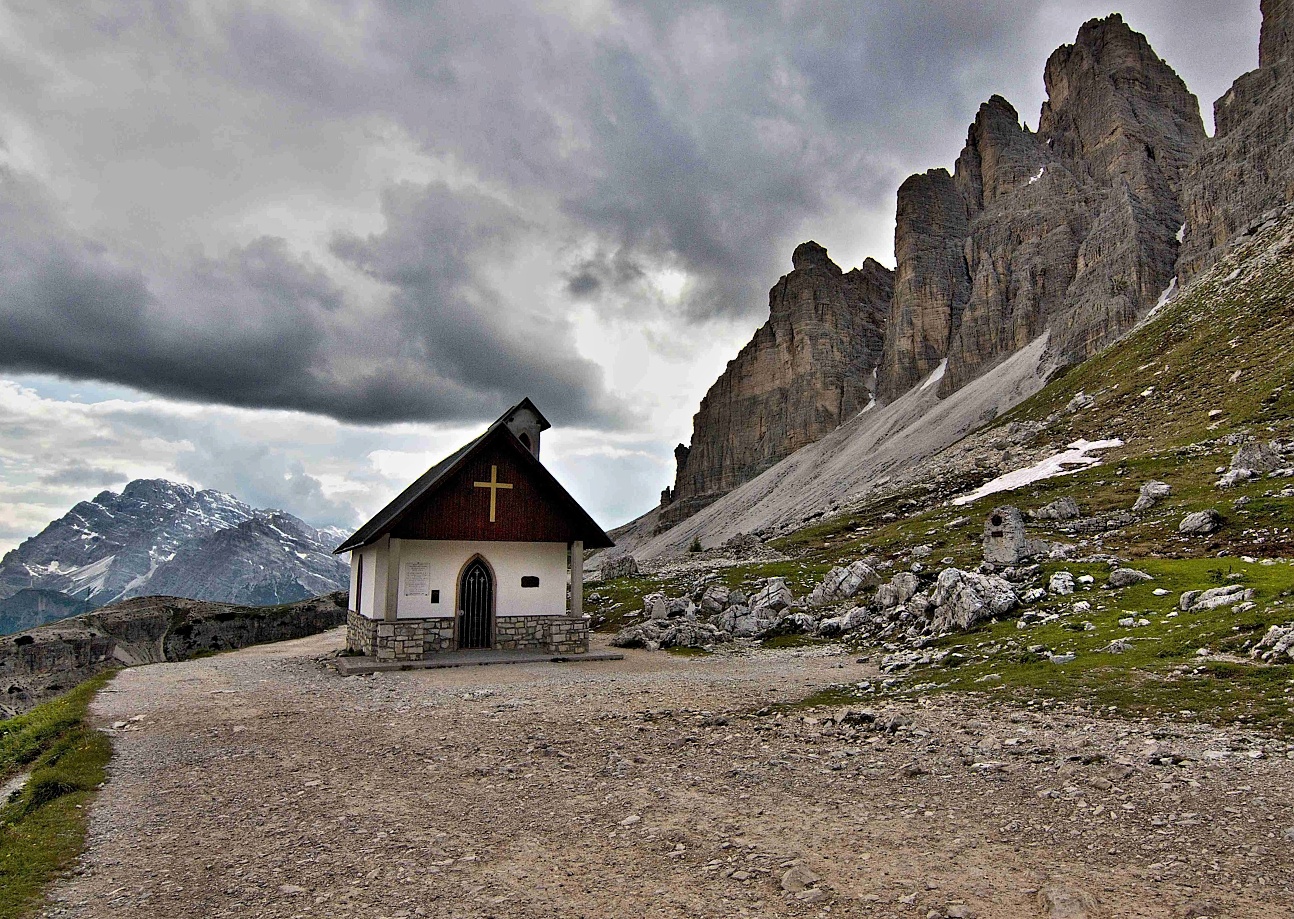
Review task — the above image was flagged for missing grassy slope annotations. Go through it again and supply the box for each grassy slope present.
[590,218,1294,731]
[0,673,115,918]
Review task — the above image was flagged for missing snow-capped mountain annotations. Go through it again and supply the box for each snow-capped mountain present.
[0,480,350,622]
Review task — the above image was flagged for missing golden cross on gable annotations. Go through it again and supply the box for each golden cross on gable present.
[473,464,513,523]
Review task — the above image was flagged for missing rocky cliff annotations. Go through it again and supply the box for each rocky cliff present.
[1179,0,1294,282]
[660,242,892,528]
[0,591,347,715]
[880,14,1205,400]
[652,10,1291,539]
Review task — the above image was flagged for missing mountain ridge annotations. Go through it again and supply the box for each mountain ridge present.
[0,478,349,632]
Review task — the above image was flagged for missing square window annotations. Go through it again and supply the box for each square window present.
[431,589,440,603]
[521,576,540,588]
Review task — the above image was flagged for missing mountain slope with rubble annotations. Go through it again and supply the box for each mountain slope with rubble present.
[590,200,1294,734]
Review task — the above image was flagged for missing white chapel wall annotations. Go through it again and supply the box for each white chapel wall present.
[351,543,384,620]
[392,539,567,619]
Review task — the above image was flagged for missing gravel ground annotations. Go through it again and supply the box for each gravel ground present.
[40,629,1294,918]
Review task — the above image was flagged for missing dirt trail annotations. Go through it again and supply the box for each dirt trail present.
[41,630,1294,918]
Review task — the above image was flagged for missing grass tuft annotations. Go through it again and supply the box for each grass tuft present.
[0,672,115,919]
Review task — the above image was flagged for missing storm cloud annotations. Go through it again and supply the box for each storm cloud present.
[0,0,1263,432]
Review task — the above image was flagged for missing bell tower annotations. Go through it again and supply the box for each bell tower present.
[502,397,550,458]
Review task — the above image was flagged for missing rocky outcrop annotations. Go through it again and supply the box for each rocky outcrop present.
[661,242,892,528]
[877,169,970,399]
[879,15,1205,401]
[1178,509,1222,535]
[0,592,347,715]
[0,589,94,636]
[1179,0,1294,282]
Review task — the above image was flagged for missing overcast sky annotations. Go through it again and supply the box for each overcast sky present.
[0,0,1262,553]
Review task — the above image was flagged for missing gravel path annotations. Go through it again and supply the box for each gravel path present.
[41,629,1294,918]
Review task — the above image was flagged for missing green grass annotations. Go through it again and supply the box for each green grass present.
[880,555,1294,732]
[585,574,673,633]
[0,673,116,919]
[764,686,862,714]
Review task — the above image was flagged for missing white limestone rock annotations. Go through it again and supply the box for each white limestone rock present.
[874,572,921,609]
[1048,571,1075,595]
[806,559,880,607]
[1132,480,1171,512]
[816,606,872,637]
[1178,509,1222,535]
[698,583,730,614]
[1107,568,1153,588]
[1253,622,1294,663]
[643,593,669,620]
[1030,496,1082,520]
[599,555,640,580]
[713,604,778,638]
[751,577,794,614]
[929,568,1018,634]
[1232,438,1283,474]
[1180,584,1255,611]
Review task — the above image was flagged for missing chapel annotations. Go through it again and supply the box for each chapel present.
[334,398,614,660]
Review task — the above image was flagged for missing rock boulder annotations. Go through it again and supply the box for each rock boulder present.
[1132,480,1172,512]
[1178,509,1222,535]
[930,568,1018,634]
[807,559,880,607]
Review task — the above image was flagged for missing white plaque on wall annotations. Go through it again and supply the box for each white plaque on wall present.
[404,562,430,596]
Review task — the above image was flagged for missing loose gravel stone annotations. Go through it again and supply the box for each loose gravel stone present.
[39,628,1294,919]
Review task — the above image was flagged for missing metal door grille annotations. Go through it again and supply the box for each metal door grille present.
[459,559,493,649]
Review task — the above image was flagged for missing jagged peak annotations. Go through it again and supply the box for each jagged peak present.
[1043,13,1173,94]
[853,257,895,279]
[954,92,1045,210]
[118,478,197,503]
[977,94,1021,121]
[790,240,839,273]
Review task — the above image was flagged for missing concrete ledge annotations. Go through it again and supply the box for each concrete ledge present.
[334,649,623,676]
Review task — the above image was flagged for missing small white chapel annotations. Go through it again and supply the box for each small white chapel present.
[334,398,614,660]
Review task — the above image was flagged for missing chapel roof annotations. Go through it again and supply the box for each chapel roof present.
[333,398,613,553]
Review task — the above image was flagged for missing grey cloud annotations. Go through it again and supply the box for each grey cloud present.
[0,174,323,410]
[0,169,624,427]
[38,463,128,488]
[0,1,1262,426]
[172,433,360,530]
[564,251,647,301]
[331,181,626,424]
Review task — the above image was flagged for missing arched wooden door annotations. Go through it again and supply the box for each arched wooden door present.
[458,558,494,649]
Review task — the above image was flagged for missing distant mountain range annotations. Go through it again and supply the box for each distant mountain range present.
[0,479,350,634]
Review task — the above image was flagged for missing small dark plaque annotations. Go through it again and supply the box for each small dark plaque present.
[430,589,440,603]
[521,576,540,588]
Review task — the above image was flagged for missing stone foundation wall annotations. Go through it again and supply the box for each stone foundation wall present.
[546,617,590,654]
[347,609,589,660]
[496,616,589,654]
[347,610,455,660]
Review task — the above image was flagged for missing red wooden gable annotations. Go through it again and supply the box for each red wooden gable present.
[335,401,614,552]
[391,436,590,543]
